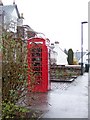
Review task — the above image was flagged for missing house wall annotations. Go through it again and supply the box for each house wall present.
[50,50,57,65]
[51,42,68,65]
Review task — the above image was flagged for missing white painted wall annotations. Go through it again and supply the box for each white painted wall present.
[51,42,68,65]
[50,50,57,65]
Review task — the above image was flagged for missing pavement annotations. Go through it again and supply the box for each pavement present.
[88,68,90,119]
[41,73,88,118]
[24,72,88,119]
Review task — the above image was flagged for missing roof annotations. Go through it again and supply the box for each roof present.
[53,42,68,65]
[3,4,20,19]
[2,3,21,32]
[74,52,86,61]
[87,52,90,55]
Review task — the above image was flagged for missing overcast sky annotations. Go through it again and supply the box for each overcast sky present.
[3,0,89,52]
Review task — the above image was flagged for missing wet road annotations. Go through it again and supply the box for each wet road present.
[24,73,88,118]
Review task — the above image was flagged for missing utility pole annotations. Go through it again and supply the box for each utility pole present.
[81,21,88,75]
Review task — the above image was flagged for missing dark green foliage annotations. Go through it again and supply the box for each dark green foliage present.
[2,32,28,103]
[2,32,30,119]
[67,48,74,65]
[2,101,29,119]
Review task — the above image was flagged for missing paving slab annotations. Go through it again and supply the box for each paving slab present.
[22,73,88,119]
[41,73,88,118]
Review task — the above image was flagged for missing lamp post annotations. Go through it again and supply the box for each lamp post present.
[81,21,88,75]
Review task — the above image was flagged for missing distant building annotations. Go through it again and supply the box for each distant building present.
[74,51,86,62]
[50,43,58,65]
[50,41,68,65]
[0,1,37,39]
[78,51,88,67]
[0,1,23,32]
[87,52,90,64]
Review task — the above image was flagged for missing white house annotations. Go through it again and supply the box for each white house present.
[50,41,68,65]
[0,1,37,39]
[1,1,24,32]
[50,43,58,65]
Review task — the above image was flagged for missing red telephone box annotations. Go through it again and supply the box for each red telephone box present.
[27,37,51,92]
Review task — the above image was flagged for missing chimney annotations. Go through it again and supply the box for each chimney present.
[55,41,59,44]
[17,13,24,26]
[13,0,15,5]
[51,43,55,49]
[20,13,24,19]
[54,41,59,48]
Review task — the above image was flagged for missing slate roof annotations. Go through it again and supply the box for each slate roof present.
[1,2,22,32]
[3,3,20,18]
[3,4,20,24]
[79,52,88,64]
[87,52,90,55]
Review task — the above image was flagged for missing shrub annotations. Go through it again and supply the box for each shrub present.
[2,32,31,119]
[2,100,29,119]
[67,48,74,65]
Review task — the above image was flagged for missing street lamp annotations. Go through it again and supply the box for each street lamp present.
[81,21,88,75]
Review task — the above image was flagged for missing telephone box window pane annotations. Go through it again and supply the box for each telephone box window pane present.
[32,53,41,57]
[32,58,42,62]
[33,67,41,71]
[34,72,42,76]
[32,62,42,67]
[31,48,42,53]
